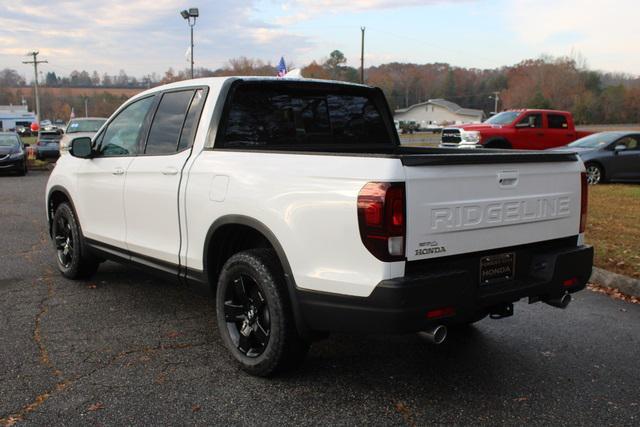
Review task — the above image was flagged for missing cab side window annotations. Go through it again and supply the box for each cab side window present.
[98,96,155,157]
[517,113,542,128]
[615,136,639,150]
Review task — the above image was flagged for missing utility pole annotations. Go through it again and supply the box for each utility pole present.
[360,27,366,84]
[22,51,47,124]
[492,91,500,114]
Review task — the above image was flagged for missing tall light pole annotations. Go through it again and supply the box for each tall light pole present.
[180,8,199,79]
[22,51,48,124]
[360,27,365,84]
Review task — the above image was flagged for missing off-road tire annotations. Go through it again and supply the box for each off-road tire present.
[216,248,309,376]
[52,202,99,279]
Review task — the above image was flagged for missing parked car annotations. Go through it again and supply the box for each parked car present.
[440,109,592,149]
[46,77,592,376]
[36,130,63,160]
[16,126,32,137]
[40,119,53,130]
[53,119,66,130]
[0,132,28,175]
[550,131,640,184]
[59,117,107,153]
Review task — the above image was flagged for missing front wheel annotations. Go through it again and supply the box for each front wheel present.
[216,249,309,376]
[52,203,99,279]
[585,163,603,185]
[18,160,27,176]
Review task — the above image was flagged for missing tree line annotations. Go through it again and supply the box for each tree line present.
[1,52,639,124]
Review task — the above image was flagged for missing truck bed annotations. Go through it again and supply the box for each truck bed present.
[216,145,579,165]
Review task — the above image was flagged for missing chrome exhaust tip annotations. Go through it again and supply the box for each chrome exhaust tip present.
[419,325,448,345]
[544,292,572,309]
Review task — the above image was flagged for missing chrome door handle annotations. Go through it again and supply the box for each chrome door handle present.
[162,167,179,176]
[112,167,125,175]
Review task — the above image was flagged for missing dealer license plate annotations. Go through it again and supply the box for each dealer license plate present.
[480,252,515,285]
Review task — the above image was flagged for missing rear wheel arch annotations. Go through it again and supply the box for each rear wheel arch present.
[203,216,309,336]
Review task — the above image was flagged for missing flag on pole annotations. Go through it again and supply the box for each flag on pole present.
[276,57,287,77]
[70,107,75,119]
[185,46,191,63]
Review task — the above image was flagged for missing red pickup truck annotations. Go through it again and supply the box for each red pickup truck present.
[440,109,592,150]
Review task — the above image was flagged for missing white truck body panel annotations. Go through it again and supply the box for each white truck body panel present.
[184,151,405,297]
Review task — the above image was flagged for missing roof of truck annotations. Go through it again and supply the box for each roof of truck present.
[132,76,372,101]
[504,109,572,115]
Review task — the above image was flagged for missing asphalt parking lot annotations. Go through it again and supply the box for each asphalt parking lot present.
[1,171,639,426]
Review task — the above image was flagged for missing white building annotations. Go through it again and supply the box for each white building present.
[394,99,485,127]
[0,105,36,130]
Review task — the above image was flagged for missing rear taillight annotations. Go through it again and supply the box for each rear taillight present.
[579,172,588,233]
[357,182,405,262]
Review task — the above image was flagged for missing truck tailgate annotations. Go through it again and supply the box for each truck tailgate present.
[404,160,582,261]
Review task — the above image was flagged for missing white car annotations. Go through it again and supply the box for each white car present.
[46,77,593,376]
[59,117,107,153]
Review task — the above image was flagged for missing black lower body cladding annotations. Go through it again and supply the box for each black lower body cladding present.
[297,237,593,333]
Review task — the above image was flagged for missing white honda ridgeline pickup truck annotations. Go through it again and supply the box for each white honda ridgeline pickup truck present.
[46,77,593,376]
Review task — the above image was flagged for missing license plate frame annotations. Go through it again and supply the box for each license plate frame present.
[479,252,516,285]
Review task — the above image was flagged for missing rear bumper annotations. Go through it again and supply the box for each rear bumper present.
[297,239,593,333]
[37,149,60,159]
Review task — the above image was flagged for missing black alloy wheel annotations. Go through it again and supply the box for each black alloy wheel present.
[51,202,99,279]
[223,273,271,357]
[54,214,74,269]
[216,249,309,376]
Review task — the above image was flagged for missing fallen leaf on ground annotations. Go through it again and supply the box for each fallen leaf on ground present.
[587,284,639,305]
[88,402,104,412]
[192,404,201,412]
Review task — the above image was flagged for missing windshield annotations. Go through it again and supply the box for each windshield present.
[485,111,520,125]
[66,119,106,134]
[0,135,19,147]
[568,133,619,148]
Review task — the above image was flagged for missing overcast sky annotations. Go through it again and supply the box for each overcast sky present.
[1,0,638,80]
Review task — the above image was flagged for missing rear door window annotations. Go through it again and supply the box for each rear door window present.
[177,89,206,151]
[218,83,393,148]
[145,90,195,155]
[548,114,568,129]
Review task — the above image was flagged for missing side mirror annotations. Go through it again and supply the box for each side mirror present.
[614,144,626,152]
[69,137,94,159]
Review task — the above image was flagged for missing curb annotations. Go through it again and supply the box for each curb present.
[589,267,640,298]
